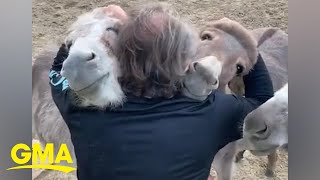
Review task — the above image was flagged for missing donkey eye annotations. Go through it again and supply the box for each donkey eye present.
[201,33,213,41]
[106,27,119,34]
[88,52,95,61]
[213,80,218,86]
[236,64,244,75]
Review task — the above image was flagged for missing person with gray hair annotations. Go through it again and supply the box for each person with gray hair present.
[49,3,274,180]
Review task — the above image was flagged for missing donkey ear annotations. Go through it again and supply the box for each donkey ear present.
[212,17,259,66]
[101,5,128,21]
[217,17,233,23]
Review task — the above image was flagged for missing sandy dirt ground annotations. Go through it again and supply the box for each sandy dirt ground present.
[32,0,288,179]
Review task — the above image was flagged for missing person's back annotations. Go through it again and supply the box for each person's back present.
[54,90,262,180]
[49,3,273,180]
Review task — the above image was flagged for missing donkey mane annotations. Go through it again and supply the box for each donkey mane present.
[257,28,279,47]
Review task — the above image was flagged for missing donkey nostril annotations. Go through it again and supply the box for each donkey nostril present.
[244,114,268,136]
[256,125,268,134]
[251,124,269,140]
[193,62,199,69]
[213,79,218,85]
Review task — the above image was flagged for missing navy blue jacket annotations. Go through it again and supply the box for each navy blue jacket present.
[49,44,274,180]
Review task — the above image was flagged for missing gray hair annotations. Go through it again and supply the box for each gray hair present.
[116,2,199,98]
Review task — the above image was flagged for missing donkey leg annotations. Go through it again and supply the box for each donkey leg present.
[265,150,278,177]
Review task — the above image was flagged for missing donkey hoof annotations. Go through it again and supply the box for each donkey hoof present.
[265,169,275,177]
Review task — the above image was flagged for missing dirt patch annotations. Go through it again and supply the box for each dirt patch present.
[32,0,288,179]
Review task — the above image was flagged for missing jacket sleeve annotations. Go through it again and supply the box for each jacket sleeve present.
[236,53,274,120]
[49,44,72,112]
[215,53,274,147]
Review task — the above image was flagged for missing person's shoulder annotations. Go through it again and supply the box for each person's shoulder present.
[209,89,242,102]
[207,89,245,111]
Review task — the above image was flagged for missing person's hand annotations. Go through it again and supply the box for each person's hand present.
[52,43,69,72]
[102,5,128,22]
[207,175,216,180]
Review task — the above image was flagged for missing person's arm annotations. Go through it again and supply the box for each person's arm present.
[51,44,68,72]
[49,44,71,111]
[243,54,274,103]
[237,53,274,118]
[214,53,274,149]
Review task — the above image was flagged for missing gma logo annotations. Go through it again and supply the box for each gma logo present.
[7,143,76,173]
